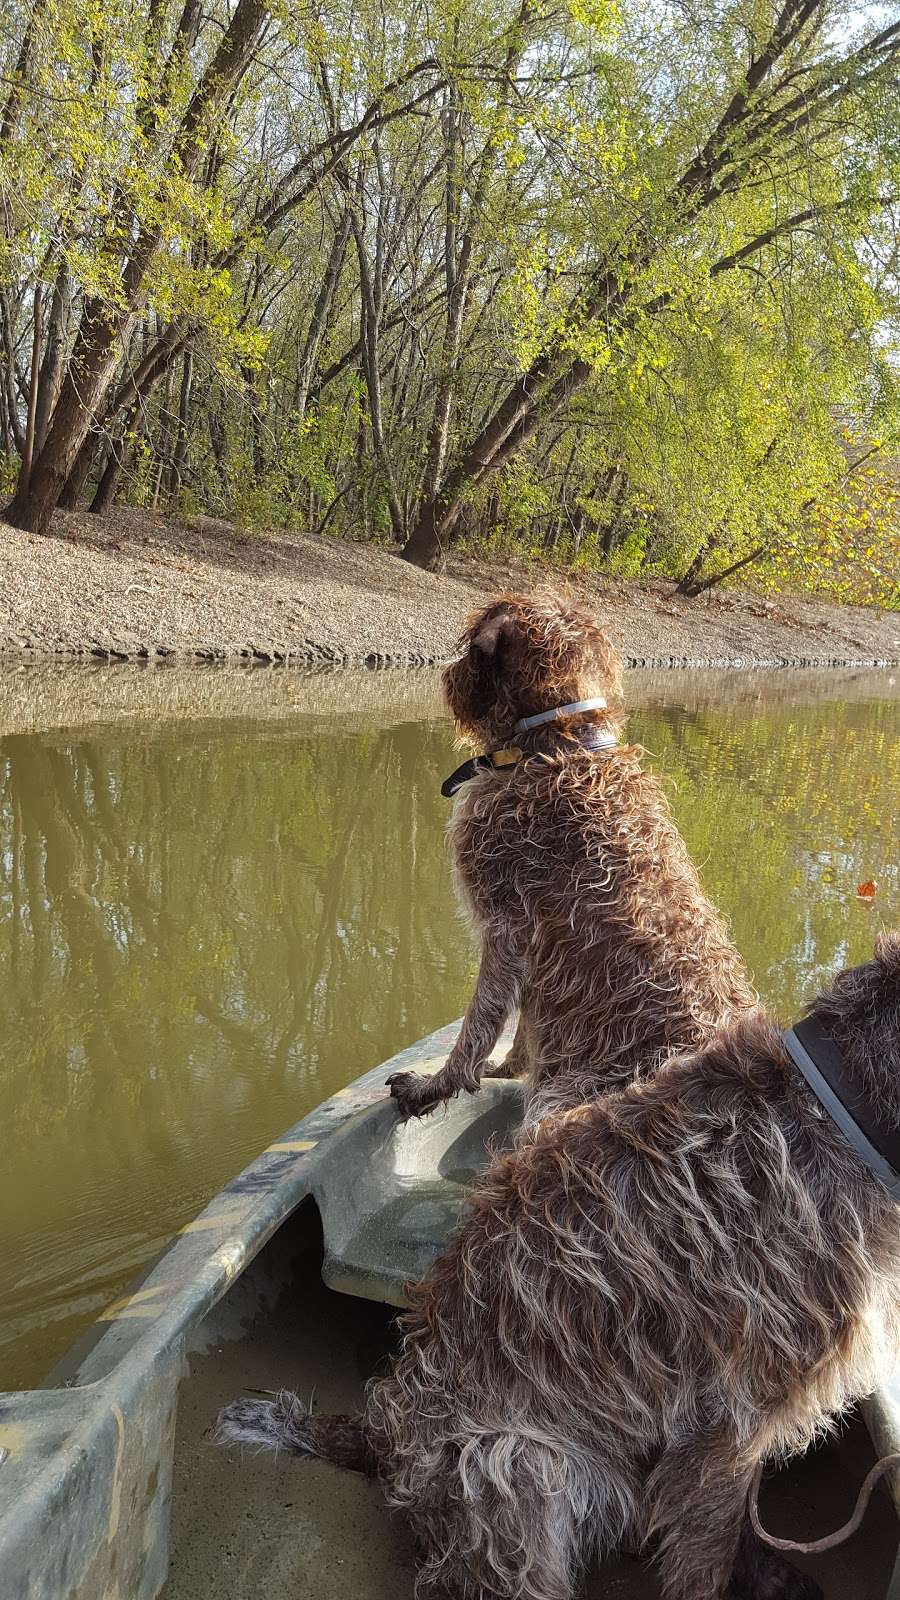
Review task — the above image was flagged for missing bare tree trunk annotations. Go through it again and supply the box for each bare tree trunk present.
[420,12,528,506]
[208,403,230,499]
[0,289,25,453]
[0,0,48,149]
[58,420,106,510]
[681,544,767,596]
[88,389,154,516]
[33,259,71,455]
[5,0,268,536]
[9,295,147,526]
[243,365,265,481]
[87,329,183,513]
[675,544,712,595]
[19,284,43,495]
[296,211,350,421]
[0,372,9,460]
[151,363,175,507]
[355,303,370,540]
[350,158,405,541]
[89,418,133,514]
[59,324,146,510]
[401,343,594,567]
[421,77,461,501]
[402,256,629,567]
[543,434,580,551]
[60,319,189,507]
[167,349,193,498]
[599,468,629,558]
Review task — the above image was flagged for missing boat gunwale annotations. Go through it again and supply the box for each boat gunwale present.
[43,1018,463,1393]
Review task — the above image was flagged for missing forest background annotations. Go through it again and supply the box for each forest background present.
[1,0,898,604]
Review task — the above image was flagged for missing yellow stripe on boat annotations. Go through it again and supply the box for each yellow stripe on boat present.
[180,1208,247,1234]
[100,1284,172,1320]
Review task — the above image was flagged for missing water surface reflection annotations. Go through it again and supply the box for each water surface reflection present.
[0,667,896,1386]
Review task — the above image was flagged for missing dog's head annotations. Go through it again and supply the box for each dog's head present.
[807,932,900,1123]
[443,592,624,745]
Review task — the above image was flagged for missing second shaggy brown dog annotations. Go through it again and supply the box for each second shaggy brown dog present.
[387,592,755,1124]
[218,940,900,1600]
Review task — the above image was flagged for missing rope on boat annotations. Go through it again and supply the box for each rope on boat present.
[749,1452,900,1554]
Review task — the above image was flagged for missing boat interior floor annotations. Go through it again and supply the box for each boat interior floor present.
[164,1207,897,1600]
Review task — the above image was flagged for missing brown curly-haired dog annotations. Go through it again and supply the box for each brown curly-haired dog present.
[386,591,755,1124]
[218,939,900,1600]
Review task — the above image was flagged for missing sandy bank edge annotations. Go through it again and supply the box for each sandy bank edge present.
[1,506,897,671]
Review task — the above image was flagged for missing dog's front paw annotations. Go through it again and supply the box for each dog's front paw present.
[483,1057,523,1080]
[386,1071,444,1120]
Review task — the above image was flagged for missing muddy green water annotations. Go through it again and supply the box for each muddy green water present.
[0,667,897,1390]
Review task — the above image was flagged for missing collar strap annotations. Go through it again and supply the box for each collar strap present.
[782,1019,900,1203]
[441,746,522,799]
[441,727,618,799]
[514,697,607,733]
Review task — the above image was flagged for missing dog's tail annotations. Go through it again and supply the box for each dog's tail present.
[215,1392,376,1476]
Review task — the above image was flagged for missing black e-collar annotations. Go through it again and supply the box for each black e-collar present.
[441,746,522,799]
[783,1017,900,1202]
[441,726,618,800]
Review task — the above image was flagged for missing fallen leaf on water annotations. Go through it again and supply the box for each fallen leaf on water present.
[856,879,878,901]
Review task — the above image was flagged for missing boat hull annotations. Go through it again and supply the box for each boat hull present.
[0,1020,500,1599]
[1,1019,898,1598]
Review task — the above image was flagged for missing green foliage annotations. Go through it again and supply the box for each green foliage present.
[121,435,156,508]
[0,0,897,598]
[0,454,17,498]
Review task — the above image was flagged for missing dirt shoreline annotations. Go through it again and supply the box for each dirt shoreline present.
[1,505,898,669]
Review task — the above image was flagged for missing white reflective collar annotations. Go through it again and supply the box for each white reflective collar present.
[514,697,608,733]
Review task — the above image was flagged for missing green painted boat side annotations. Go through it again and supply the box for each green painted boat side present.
[0,1018,486,1600]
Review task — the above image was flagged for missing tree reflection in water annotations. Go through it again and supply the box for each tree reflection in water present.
[0,676,896,1387]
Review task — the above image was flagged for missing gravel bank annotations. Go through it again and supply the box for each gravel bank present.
[1,506,898,669]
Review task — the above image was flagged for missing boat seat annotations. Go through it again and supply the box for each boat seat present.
[316,1073,525,1305]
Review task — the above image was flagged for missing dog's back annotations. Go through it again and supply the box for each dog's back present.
[365,945,900,1600]
[447,656,754,1117]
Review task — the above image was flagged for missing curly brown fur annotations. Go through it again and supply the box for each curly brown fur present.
[219,937,900,1600]
[387,591,755,1124]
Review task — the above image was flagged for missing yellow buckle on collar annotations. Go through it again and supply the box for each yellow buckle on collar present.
[490,746,522,769]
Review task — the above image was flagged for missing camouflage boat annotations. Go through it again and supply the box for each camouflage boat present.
[0,1022,897,1599]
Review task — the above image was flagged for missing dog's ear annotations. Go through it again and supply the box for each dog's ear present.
[471,608,516,658]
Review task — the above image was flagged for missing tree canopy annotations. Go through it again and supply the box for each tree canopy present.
[0,0,898,594]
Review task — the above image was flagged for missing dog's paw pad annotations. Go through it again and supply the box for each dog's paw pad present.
[386,1072,440,1119]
